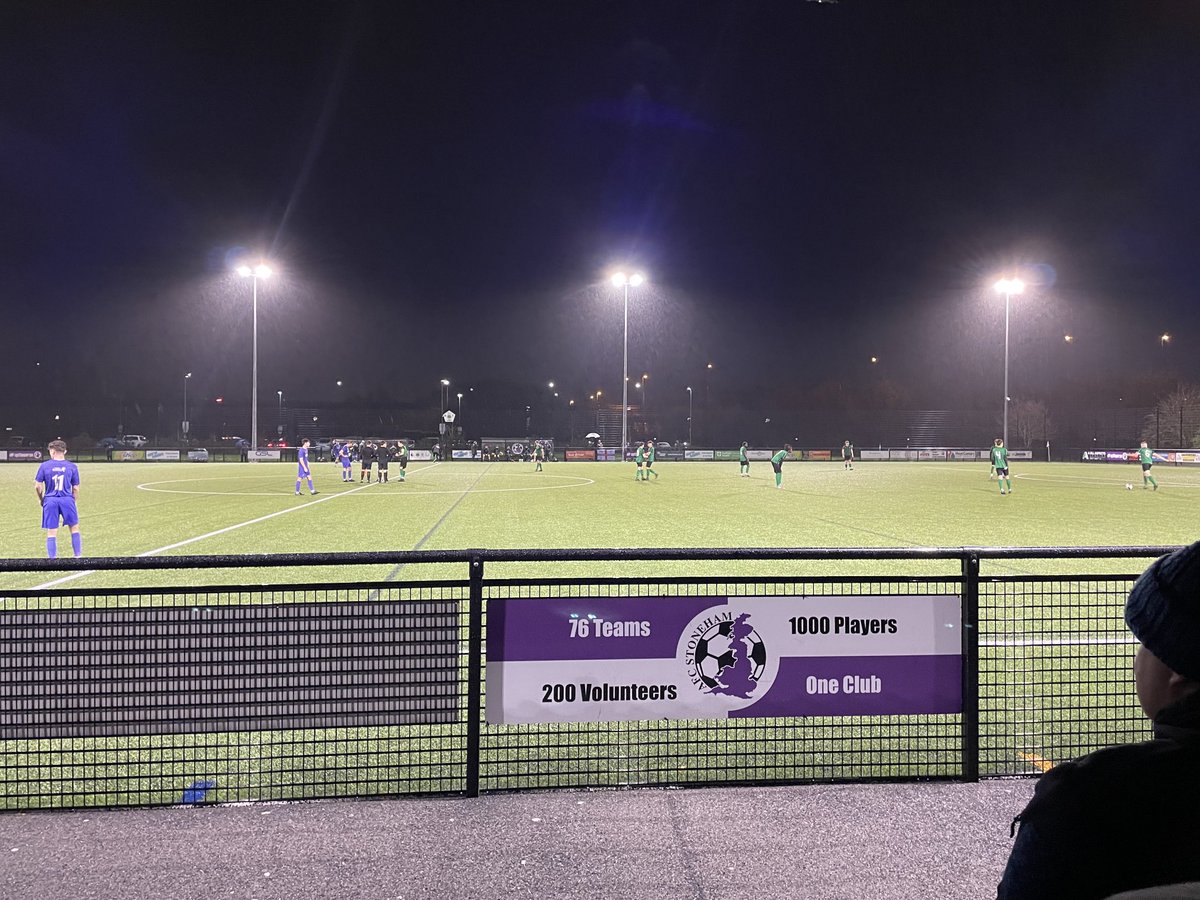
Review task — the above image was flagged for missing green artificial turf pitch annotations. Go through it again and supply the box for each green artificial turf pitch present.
[1,459,1194,809]
[1,458,1196,590]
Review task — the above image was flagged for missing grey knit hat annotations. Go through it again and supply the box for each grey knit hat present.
[1125,542,1200,682]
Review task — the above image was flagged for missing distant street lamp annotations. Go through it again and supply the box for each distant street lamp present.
[686,386,693,446]
[440,378,451,412]
[277,390,284,438]
[457,391,463,420]
[610,270,646,454]
[1161,333,1171,348]
[236,261,273,450]
[182,372,192,442]
[993,277,1025,449]
[1063,334,1073,343]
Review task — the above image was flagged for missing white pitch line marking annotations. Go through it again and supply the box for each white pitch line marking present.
[136,469,594,496]
[1015,472,1200,489]
[982,635,1137,648]
[31,479,385,591]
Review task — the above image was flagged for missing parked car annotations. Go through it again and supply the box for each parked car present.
[96,437,124,449]
[220,436,251,449]
[122,434,148,448]
[266,440,289,448]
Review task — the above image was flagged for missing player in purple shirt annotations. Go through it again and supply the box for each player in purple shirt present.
[295,439,318,496]
[338,440,353,482]
[34,440,82,558]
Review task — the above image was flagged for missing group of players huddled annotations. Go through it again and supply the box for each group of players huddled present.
[330,439,409,484]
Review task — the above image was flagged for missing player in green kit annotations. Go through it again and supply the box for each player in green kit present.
[771,444,792,489]
[991,438,1012,495]
[634,442,645,481]
[739,442,749,477]
[533,443,545,472]
[644,440,659,480]
[1137,441,1162,490]
[842,440,854,470]
[396,440,409,482]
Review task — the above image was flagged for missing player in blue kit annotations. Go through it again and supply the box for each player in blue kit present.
[295,439,318,495]
[34,440,82,558]
[338,441,353,482]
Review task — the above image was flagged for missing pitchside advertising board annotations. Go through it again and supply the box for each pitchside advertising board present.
[487,594,961,724]
[860,449,1032,462]
[0,449,43,462]
[1083,449,1200,464]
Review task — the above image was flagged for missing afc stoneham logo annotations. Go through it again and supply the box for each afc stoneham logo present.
[683,609,767,699]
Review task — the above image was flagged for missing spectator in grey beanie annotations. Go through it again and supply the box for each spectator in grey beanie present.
[997,542,1200,900]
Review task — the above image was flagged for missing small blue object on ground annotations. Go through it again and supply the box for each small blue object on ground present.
[181,780,216,804]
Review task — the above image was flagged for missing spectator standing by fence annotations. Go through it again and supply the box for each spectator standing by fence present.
[997,542,1200,899]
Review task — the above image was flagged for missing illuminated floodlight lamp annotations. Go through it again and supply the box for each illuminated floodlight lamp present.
[610,271,646,288]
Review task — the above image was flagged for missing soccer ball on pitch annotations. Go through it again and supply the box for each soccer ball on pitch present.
[1125,483,1134,490]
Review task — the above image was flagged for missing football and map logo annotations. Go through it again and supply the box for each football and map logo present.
[680,607,776,709]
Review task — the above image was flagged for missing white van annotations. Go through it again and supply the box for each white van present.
[122,434,148,448]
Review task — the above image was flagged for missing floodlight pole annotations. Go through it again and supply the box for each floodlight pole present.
[621,281,629,455]
[1003,287,1010,449]
[610,271,644,456]
[687,386,693,446]
[182,372,191,443]
[251,274,259,452]
[993,278,1023,450]
[237,262,272,452]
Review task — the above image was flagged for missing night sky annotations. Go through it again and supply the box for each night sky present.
[4,0,1200,424]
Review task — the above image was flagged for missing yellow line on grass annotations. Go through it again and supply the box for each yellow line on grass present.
[1018,751,1055,773]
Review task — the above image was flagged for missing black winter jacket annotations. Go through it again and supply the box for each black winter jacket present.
[997,690,1200,899]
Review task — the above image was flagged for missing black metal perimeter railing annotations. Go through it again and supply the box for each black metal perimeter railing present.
[0,546,1176,811]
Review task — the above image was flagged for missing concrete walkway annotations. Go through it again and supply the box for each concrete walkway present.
[0,779,1034,900]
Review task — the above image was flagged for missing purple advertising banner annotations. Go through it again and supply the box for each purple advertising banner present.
[486,594,962,724]
[729,655,961,718]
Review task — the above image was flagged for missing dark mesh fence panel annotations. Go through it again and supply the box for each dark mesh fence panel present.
[978,574,1150,777]
[0,548,1172,811]
[1,583,469,810]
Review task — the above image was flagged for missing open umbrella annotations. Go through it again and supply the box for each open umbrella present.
[584,432,601,439]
